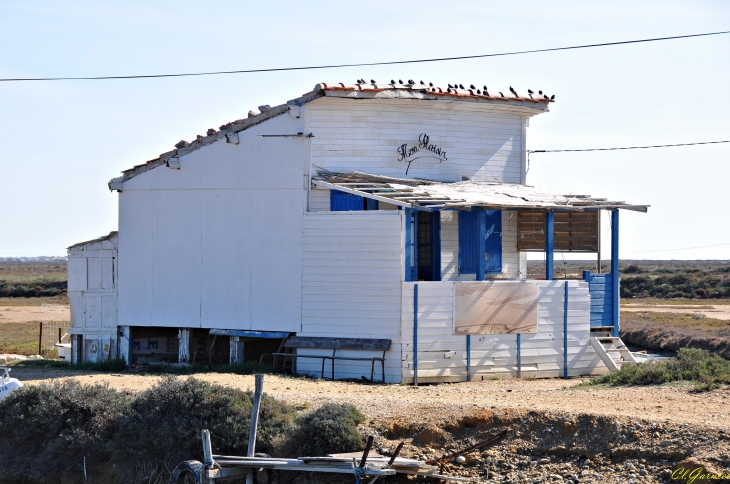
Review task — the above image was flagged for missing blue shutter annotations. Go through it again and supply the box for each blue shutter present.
[484,210,502,274]
[458,210,502,275]
[330,190,364,211]
[330,190,379,211]
[458,211,478,274]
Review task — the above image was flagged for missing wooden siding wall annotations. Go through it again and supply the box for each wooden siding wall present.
[297,211,404,383]
[68,235,118,334]
[583,272,615,328]
[306,98,524,183]
[440,210,520,281]
[400,281,608,382]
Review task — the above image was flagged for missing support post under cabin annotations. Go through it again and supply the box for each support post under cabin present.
[563,281,569,379]
[413,284,419,386]
[545,211,555,280]
[611,209,620,337]
[118,326,131,364]
[229,336,243,364]
[178,328,191,363]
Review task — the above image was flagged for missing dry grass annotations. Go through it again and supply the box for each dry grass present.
[622,311,730,336]
[0,261,67,284]
[0,322,41,355]
[0,296,69,306]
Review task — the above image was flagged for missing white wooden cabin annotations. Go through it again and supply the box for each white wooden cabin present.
[69,80,648,382]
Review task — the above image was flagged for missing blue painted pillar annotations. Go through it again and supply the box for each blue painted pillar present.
[611,209,620,337]
[413,284,419,386]
[546,211,555,280]
[516,334,521,378]
[475,208,486,281]
[466,334,471,382]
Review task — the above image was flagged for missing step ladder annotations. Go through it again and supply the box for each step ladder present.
[590,336,637,372]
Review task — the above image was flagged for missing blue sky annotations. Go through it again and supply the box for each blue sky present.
[1,1,729,259]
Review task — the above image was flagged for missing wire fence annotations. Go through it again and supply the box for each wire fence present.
[39,304,71,358]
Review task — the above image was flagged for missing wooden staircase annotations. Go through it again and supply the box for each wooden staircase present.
[590,336,637,372]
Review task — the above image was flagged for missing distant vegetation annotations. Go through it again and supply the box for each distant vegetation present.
[0,261,67,298]
[527,260,730,299]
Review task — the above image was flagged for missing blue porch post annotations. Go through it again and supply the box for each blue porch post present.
[468,207,486,382]
[545,211,555,280]
[611,209,620,337]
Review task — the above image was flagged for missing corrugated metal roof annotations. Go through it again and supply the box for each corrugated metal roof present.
[312,170,648,213]
[110,80,552,187]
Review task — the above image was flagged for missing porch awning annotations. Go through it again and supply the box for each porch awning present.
[311,169,649,213]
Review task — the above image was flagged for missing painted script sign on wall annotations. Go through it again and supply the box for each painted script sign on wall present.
[397,133,447,174]
[454,281,539,335]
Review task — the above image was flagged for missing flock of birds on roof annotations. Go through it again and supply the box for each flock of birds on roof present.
[354,78,554,100]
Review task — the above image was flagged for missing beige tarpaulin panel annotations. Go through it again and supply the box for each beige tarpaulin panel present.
[454,281,539,334]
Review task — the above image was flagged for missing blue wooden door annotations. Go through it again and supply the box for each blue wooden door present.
[458,209,502,275]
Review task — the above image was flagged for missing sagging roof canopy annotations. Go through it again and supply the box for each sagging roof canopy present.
[311,170,649,213]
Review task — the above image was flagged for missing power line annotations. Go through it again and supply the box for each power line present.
[633,242,730,253]
[528,140,730,154]
[1,30,729,82]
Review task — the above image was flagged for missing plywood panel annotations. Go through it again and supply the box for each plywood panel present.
[201,190,253,330]
[455,282,539,334]
[151,190,203,327]
[101,257,114,290]
[67,258,87,292]
[250,189,303,332]
[85,296,101,326]
[118,190,154,327]
[101,295,117,327]
[87,257,102,290]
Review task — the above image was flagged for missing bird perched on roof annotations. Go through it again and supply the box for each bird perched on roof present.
[470,84,475,89]
[429,82,433,87]
[551,94,555,100]
[447,84,453,88]
[543,94,549,100]
[370,79,376,84]
[408,79,414,84]
[509,86,517,95]
[459,84,464,89]
[499,92,504,97]
[390,79,395,84]
[420,80,425,85]
[538,90,543,95]
[447,87,452,93]
[477,89,481,94]
[528,89,534,95]
[399,79,403,84]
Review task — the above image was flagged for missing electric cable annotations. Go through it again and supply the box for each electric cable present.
[1,30,728,82]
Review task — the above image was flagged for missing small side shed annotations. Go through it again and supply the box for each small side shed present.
[67,232,118,363]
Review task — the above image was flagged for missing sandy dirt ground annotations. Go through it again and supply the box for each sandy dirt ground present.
[622,304,730,320]
[0,305,69,323]
[11,368,730,431]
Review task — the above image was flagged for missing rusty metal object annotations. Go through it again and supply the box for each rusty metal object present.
[387,442,404,467]
[359,435,374,467]
[425,428,509,466]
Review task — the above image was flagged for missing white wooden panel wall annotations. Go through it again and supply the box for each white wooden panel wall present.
[440,210,519,281]
[68,258,87,291]
[306,98,524,183]
[297,211,404,383]
[400,280,608,382]
[118,114,306,331]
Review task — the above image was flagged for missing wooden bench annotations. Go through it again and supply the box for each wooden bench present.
[261,336,391,382]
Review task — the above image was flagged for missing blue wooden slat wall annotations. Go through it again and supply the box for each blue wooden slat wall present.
[458,210,502,274]
[583,271,615,328]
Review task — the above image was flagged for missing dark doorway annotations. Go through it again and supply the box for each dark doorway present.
[417,211,442,281]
